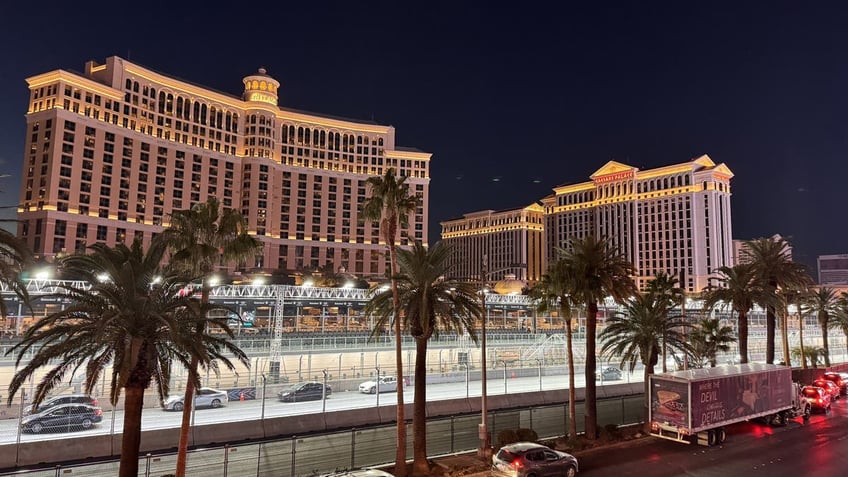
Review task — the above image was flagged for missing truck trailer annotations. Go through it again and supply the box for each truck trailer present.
[648,363,810,446]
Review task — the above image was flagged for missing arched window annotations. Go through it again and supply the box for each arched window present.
[200,104,207,124]
[166,94,173,114]
[232,114,239,132]
[133,82,139,93]
[320,130,325,147]
[158,92,166,114]
[150,88,156,98]
[125,79,132,90]
[297,127,304,145]
[210,107,217,127]
[313,129,319,145]
[378,138,384,146]
[176,97,183,117]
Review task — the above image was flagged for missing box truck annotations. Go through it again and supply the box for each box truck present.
[649,363,810,446]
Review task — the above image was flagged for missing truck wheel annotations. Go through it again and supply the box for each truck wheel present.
[803,405,811,422]
[716,427,727,444]
[707,430,717,446]
[771,412,785,426]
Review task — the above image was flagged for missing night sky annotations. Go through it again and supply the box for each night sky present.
[1,2,845,273]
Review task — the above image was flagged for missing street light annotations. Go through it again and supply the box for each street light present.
[478,254,490,460]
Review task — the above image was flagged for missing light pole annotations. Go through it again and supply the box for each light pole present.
[478,254,490,460]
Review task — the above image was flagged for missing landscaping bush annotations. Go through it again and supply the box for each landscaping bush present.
[496,429,519,448]
[516,428,538,442]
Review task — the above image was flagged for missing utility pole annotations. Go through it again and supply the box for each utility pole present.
[478,253,490,460]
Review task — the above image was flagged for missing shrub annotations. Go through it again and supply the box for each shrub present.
[516,428,538,442]
[496,429,519,448]
[601,424,622,441]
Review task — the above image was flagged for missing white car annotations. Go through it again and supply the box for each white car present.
[359,376,399,394]
[163,387,228,411]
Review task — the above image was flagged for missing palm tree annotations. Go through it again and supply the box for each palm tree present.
[599,293,690,432]
[360,167,420,476]
[831,293,848,353]
[0,227,32,323]
[803,287,837,367]
[5,239,247,477]
[690,317,736,367]
[702,264,766,364]
[528,258,578,439]
[160,197,260,477]
[559,235,636,440]
[645,272,683,372]
[744,237,810,364]
[363,241,480,475]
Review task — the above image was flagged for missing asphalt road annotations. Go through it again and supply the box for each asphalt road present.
[579,396,848,477]
[0,370,640,444]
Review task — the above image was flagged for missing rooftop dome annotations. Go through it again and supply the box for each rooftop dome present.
[492,274,526,295]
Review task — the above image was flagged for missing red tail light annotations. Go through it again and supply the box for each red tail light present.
[92,399,99,406]
[95,408,103,416]
[511,459,523,469]
[817,398,823,404]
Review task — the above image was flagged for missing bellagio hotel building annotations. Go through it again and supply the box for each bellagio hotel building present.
[18,56,430,277]
[442,155,734,292]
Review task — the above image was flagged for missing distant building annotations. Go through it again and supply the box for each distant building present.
[818,254,848,286]
[732,234,792,266]
[17,56,430,277]
[440,205,544,284]
[442,155,735,293]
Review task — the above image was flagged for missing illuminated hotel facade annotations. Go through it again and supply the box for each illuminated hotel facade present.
[442,155,734,292]
[440,205,545,284]
[18,57,430,277]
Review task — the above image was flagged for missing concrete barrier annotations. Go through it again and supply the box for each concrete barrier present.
[0,385,643,469]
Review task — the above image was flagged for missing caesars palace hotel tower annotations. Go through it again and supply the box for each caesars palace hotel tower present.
[542,156,734,292]
[17,56,430,277]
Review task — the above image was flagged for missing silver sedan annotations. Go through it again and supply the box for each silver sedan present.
[162,387,229,411]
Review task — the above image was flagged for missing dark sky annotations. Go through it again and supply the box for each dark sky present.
[1,1,845,273]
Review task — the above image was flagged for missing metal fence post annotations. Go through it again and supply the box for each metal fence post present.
[291,436,297,477]
[144,453,151,477]
[351,428,356,469]
[450,417,455,453]
[223,444,229,477]
[54,465,60,477]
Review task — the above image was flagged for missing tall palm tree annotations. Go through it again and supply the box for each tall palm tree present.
[645,272,683,372]
[160,197,260,477]
[559,235,636,440]
[363,241,480,475]
[702,264,765,364]
[599,293,690,432]
[528,258,578,439]
[0,227,32,323]
[360,167,420,476]
[689,317,736,367]
[803,287,837,367]
[830,293,848,356]
[4,239,247,477]
[744,237,810,364]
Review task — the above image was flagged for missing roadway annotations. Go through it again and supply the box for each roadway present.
[0,369,641,444]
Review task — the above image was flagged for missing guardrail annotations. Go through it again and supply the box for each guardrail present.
[0,392,645,477]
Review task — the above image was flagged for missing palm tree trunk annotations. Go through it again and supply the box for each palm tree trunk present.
[642,344,655,434]
[387,232,407,477]
[565,316,577,439]
[738,310,749,364]
[661,331,667,373]
[412,338,429,476]
[821,316,831,367]
[584,302,598,440]
[798,308,806,369]
[176,285,210,477]
[781,307,790,366]
[766,307,776,364]
[119,386,145,477]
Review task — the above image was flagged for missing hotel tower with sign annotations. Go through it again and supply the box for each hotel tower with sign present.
[442,155,734,292]
[18,56,430,277]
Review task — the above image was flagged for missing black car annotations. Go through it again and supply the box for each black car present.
[23,394,99,416]
[20,403,103,433]
[278,382,332,402]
